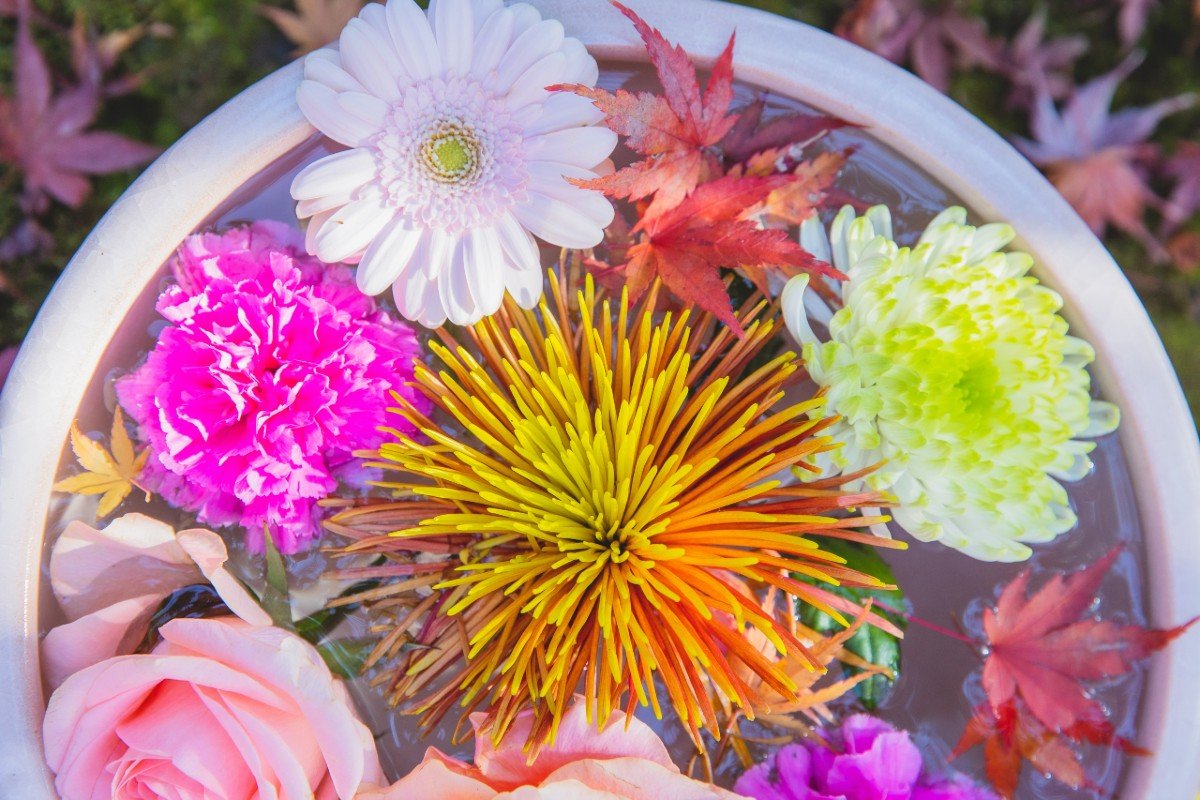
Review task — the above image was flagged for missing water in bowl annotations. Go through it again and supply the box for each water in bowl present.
[41,63,1146,799]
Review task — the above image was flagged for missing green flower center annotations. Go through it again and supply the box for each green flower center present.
[420,123,481,183]
[953,357,1000,418]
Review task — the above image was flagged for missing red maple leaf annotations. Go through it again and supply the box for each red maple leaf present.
[739,148,850,229]
[720,97,851,166]
[953,547,1196,796]
[981,546,1196,738]
[553,1,739,221]
[1011,54,1194,258]
[1162,141,1200,237]
[0,8,158,214]
[954,700,1092,799]
[621,174,840,334]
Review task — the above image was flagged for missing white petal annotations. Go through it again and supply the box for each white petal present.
[337,91,390,133]
[526,127,617,166]
[394,234,450,328]
[504,52,568,111]
[296,168,386,220]
[357,217,424,295]
[470,7,514,78]
[440,239,478,325]
[291,149,377,201]
[304,209,337,255]
[297,81,378,147]
[471,0,505,32]
[560,37,598,85]
[339,18,405,101]
[829,206,858,275]
[304,50,364,93]
[297,195,351,218]
[386,0,440,82]
[506,269,544,309]
[493,19,564,91]
[495,213,543,307]
[463,226,507,318]
[434,0,474,75]
[313,196,394,264]
[781,275,817,346]
[527,163,613,228]
[799,214,833,263]
[514,191,608,249]
[967,223,1016,261]
[494,212,542,278]
[864,205,893,242]
[507,3,543,37]
[523,92,605,136]
[393,265,441,327]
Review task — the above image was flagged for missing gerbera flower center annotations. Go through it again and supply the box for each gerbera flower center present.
[420,123,482,184]
[372,76,528,233]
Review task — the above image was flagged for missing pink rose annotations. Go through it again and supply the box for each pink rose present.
[41,513,383,799]
[358,701,747,800]
[41,513,271,689]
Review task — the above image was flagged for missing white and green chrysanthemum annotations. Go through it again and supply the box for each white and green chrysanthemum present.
[783,205,1120,562]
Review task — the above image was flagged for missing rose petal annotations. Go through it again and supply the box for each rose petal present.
[50,514,201,621]
[41,594,161,689]
[540,758,745,799]
[356,754,494,800]
[474,701,674,789]
[176,529,272,626]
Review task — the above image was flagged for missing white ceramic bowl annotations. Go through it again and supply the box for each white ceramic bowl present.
[2,0,1198,796]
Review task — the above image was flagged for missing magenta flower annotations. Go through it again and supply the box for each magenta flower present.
[117,221,427,554]
[735,715,996,800]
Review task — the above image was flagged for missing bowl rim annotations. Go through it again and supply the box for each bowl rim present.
[2,0,1198,796]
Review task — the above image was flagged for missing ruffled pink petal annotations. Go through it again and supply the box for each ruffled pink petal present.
[118,223,426,554]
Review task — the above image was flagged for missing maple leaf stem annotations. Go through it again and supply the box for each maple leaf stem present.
[873,599,979,646]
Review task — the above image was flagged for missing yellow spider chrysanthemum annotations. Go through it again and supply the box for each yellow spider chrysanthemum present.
[325,269,902,750]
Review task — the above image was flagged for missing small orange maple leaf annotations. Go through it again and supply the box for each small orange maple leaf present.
[53,407,150,517]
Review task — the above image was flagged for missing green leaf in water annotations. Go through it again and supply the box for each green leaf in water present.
[259,526,293,628]
[796,538,907,709]
[315,639,375,680]
[293,577,383,645]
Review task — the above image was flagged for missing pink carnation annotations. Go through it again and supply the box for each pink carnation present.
[117,221,427,553]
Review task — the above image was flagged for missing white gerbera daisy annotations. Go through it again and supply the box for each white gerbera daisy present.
[291,0,617,327]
